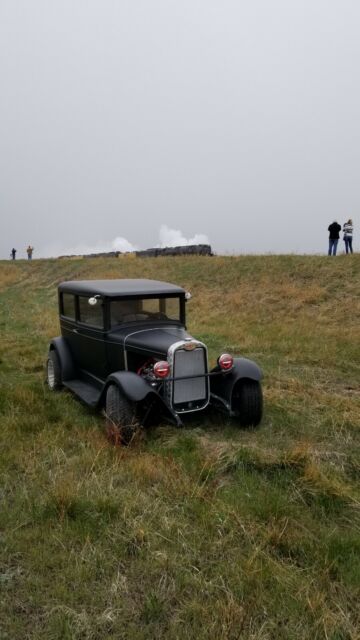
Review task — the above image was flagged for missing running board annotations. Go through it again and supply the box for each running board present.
[63,379,101,407]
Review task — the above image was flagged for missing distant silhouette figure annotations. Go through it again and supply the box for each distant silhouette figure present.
[328,221,341,255]
[26,245,34,260]
[343,219,353,254]
[11,248,16,260]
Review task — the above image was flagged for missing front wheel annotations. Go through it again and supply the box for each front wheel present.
[105,384,140,446]
[47,350,62,391]
[232,380,263,427]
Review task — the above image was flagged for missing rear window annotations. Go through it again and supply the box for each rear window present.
[110,297,180,327]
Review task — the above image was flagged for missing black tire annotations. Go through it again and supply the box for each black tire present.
[47,350,62,391]
[105,384,140,446]
[232,380,263,427]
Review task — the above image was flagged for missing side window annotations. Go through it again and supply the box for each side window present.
[78,296,104,328]
[61,293,75,319]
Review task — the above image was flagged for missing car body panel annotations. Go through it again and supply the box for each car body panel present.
[122,326,192,358]
[210,358,263,413]
[49,336,76,382]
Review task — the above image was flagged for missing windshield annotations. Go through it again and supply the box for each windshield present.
[110,297,181,327]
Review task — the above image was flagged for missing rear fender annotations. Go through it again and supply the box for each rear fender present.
[49,337,76,382]
[210,357,263,411]
[100,371,182,426]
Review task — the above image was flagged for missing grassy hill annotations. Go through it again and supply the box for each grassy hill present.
[0,254,359,639]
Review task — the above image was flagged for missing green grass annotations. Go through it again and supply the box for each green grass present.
[0,254,359,639]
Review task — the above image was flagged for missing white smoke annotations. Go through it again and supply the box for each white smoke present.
[40,226,209,257]
[111,236,139,253]
[40,236,139,258]
[158,224,209,248]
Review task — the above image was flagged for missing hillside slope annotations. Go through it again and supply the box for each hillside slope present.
[0,255,359,639]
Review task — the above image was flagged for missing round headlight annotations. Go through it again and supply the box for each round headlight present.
[218,353,234,371]
[154,361,170,378]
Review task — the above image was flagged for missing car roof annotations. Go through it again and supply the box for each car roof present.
[58,279,186,297]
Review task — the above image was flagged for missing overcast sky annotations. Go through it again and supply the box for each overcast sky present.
[1,0,359,259]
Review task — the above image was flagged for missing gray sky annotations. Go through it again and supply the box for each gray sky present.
[1,0,359,259]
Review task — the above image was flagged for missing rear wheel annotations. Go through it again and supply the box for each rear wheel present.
[105,384,140,446]
[232,380,263,427]
[47,350,62,391]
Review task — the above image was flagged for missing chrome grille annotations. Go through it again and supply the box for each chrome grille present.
[171,344,209,411]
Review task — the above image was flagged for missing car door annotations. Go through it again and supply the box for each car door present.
[72,296,108,381]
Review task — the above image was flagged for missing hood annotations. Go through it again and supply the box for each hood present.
[109,324,194,357]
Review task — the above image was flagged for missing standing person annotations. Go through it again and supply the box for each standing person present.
[26,245,34,260]
[11,248,16,260]
[343,219,353,254]
[328,221,341,255]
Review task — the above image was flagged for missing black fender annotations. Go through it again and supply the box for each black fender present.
[49,337,76,382]
[100,371,182,426]
[210,357,263,413]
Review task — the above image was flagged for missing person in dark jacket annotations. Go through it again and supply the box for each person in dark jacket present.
[328,221,341,255]
[11,248,17,260]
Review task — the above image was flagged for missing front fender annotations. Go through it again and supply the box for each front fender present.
[210,357,263,410]
[105,371,155,403]
[100,371,182,426]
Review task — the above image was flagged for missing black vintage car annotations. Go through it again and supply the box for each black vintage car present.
[47,279,263,443]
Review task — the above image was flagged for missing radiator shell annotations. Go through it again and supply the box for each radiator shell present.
[166,340,209,413]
